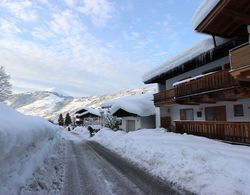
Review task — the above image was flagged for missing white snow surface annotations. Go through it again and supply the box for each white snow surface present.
[192,0,220,29]
[0,103,60,194]
[110,93,155,117]
[143,38,227,83]
[172,71,217,86]
[93,128,250,195]
[46,87,69,97]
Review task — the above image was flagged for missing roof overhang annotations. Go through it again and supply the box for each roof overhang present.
[112,109,138,117]
[195,0,250,37]
[76,112,100,118]
[144,37,247,84]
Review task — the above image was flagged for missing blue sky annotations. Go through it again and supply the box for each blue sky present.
[0,0,209,96]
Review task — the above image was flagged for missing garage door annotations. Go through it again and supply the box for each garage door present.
[126,120,135,131]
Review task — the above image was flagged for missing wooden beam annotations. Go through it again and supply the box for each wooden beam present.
[222,8,250,24]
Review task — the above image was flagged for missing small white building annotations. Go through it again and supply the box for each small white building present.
[110,94,156,131]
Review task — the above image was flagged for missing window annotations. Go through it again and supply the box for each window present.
[234,104,244,117]
[205,106,226,121]
[197,111,202,118]
[180,109,194,120]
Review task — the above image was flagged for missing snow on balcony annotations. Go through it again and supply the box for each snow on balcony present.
[192,0,220,29]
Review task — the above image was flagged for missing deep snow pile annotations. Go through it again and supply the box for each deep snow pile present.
[93,128,250,195]
[72,126,90,137]
[20,138,66,194]
[110,93,155,116]
[0,103,60,194]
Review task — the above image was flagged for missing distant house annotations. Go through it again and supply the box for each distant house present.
[143,0,250,143]
[110,94,156,131]
[75,108,101,126]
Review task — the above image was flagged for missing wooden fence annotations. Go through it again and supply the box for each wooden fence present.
[175,121,250,144]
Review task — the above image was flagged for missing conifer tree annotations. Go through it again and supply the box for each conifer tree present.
[58,114,64,126]
[65,113,72,126]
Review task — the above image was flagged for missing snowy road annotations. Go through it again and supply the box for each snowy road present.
[62,139,188,195]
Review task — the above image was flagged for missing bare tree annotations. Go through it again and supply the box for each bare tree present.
[0,66,12,101]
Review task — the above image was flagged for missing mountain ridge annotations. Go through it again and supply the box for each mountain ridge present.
[6,87,156,121]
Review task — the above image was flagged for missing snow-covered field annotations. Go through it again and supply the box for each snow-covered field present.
[0,103,60,194]
[92,128,250,195]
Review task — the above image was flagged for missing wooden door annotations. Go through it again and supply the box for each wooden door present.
[205,106,227,121]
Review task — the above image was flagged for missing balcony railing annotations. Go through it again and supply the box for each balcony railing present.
[230,43,250,70]
[175,70,239,98]
[153,88,175,106]
[175,121,250,144]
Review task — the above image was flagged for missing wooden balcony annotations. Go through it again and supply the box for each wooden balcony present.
[154,70,250,106]
[175,121,250,144]
[175,70,239,100]
[230,43,250,82]
[153,88,175,107]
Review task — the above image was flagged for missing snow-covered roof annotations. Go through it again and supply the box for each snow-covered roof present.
[101,100,116,108]
[75,107,88,114]
[143,37,227,83]
[192,0,220,29]
[76,108,101,117]
[110,94,155,117]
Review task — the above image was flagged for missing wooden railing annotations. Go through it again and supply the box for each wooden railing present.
[230,43,250,70]
[175,121,250,144]
[154,88,175,106]
[175,70,238,98]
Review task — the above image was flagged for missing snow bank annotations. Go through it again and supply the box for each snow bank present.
[192,0,220,29]
[142,38,227,83]
[0,103,60,193]
[72,126,90,138]
[110,93,155,116]
[93,128,250,195]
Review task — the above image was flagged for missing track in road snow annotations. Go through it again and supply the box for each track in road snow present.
[63,139,190,195]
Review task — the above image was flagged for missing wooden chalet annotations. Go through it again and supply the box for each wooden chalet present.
[74,108,101,126]
[144,0,250,144]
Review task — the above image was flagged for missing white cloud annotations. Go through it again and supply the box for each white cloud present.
[0,0,37,21]
[78,0,115,27]
[64,0,76,7]
[123,31,140,41]
[0,0,185,96]
[0,19,22,34]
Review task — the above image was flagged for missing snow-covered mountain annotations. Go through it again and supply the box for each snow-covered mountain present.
[5,87,156,121]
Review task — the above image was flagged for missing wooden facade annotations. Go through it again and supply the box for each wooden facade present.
[153,88,175,107]
[175,70,238,98]
[175,121,250,144]
[230,43,250,82]
[160,116,172,128]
